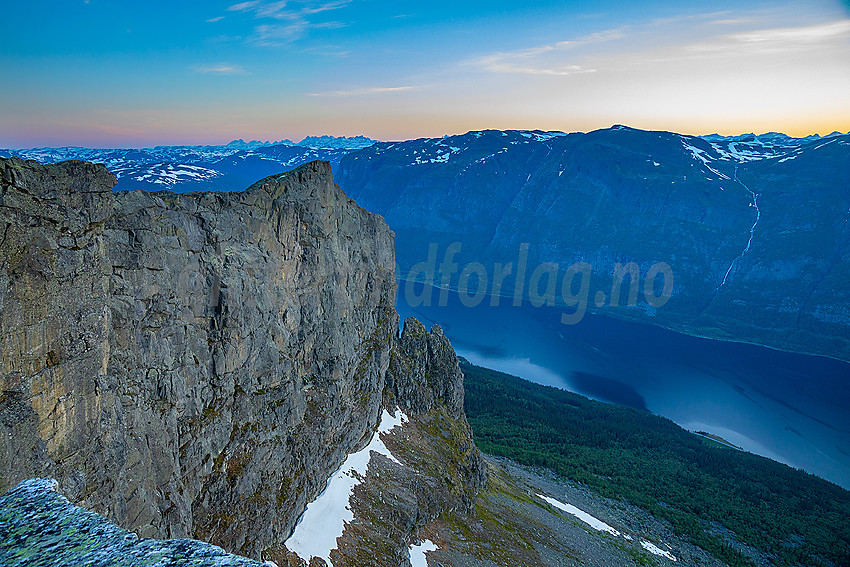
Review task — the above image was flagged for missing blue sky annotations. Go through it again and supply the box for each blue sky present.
[2,0,849,147]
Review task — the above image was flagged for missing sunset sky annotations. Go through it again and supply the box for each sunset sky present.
[2,0,849,147]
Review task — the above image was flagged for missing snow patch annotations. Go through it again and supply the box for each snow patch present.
[115,162,223,185]
[518,130,569,142]
[409,539,438,567]
[679,139,730,180]
[813,139,838,150]
[411,143,461,165]
[537,494,620,536]
[285,409,408,566]
[641,540,678,561]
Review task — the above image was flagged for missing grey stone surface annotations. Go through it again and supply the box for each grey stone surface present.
[386,319,466,418]
[0,158,401,558]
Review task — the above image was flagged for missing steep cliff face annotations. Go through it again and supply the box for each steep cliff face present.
[0,157,415,558]
[387,319,466,418]
[275,319,486,567]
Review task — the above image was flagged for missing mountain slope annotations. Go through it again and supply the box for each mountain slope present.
[461,360,850,567]
[333,126,850,361]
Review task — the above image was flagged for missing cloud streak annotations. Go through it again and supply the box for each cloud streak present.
[483,62,596,76]
[687,18,850,56]
[223,0,351,46]
[731,18,850,45]
[194,63,248,75]
[309,86,415,96]
[467,27,625,76]
[228,1,261,11]
[468,15,850,78]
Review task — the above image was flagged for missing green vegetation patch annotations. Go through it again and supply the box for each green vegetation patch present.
[461,360,850,567]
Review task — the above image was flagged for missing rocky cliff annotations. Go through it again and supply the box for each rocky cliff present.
[0,157,484,563]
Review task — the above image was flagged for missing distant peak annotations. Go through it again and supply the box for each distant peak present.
[296,135,378,150]
[224,139,291,149]
[700,131,848,144]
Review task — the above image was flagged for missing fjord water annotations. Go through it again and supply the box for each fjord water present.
[396,283,850,489]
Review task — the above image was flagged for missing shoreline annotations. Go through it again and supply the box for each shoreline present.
[393,276,850,366]
[691,430,745,451]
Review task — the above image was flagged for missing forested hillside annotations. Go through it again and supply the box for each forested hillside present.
[461,360,850,567]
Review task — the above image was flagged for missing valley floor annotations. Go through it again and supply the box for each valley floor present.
[423,455,743,567]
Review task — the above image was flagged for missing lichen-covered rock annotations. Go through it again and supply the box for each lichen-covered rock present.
[0,158,398,558]
[0,478,268,566]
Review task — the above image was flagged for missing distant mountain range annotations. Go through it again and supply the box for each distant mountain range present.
[0,135,378,192]
[2,130,845,193]
[3,128,849,360]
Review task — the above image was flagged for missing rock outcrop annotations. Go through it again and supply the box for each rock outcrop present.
[316,319,485,567]
[386,319,466,418]
[0,478,268,567]
[0,157,441,559]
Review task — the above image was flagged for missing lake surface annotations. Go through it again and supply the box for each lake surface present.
[396,283,850,489]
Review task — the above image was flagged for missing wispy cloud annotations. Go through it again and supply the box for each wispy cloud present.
[309,86,415,96]
[554,27,627,49]
[649,11,730,28]
[483,61,596,76]
[731,19,850,45]
[228,1,261,11]
[222,0,351,45]
[711,18,748,25]
[206,16,225,23]
[194,63,248,75]
[468,27,625,76]
[688,18,850,55]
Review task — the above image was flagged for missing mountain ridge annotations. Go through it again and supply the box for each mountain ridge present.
[2,153,848,567]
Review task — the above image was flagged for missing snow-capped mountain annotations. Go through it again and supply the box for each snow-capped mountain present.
[0,137,376,192]
[110,162,223,188]
[296,135,377,150]
[7,128,845,193]
[698,130,848,163]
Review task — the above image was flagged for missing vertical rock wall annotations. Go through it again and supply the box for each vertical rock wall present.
[0,158,399,558]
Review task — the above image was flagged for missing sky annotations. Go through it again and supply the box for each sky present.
[1,0,849,147]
